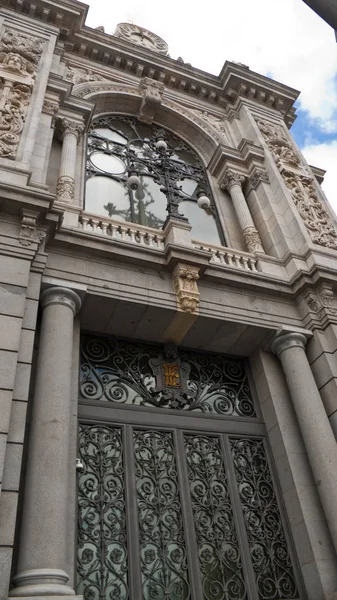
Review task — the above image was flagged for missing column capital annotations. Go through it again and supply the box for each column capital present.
[220,169,245,191]
[60,118,85,141]
[271,331,308,357]
[41,286,81,315]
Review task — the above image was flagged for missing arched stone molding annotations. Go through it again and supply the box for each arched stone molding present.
[72,80,221,166]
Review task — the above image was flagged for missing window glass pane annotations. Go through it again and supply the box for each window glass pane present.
[85,176,130,220]
[178,178,199,198]
[90,152,126,175]
[180,201,221,245]
[131,176,167,228]
[92,127,127,145]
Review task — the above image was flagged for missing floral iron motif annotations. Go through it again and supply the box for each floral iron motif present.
[80,336,256,417]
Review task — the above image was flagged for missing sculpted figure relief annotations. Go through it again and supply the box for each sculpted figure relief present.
[258,118,337,250]
[66,67,106,85]
[0,27,44,159]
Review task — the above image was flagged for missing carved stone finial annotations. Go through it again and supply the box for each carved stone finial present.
[138,77,165,124]
[173,264,200,313]
[221,170,245,191]
[250,169,269,189]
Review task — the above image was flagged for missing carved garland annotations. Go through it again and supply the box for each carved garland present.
[258,119,337,250]
[0,27,44,159]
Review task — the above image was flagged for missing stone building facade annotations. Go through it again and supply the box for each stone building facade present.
[1,1,337,599]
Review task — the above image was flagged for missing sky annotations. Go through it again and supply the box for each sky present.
[82,0,337,212]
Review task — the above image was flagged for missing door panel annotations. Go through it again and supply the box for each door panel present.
[77,424,299,600]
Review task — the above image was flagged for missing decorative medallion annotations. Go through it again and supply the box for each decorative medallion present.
[114,23,168,55]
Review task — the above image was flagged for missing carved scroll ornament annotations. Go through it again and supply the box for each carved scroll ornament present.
[258,119,337,250]
[0,27,44,159]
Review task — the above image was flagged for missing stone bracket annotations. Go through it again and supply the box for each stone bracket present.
[173,263,200,313]
[138,77,164,124]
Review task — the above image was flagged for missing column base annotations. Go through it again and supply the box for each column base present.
[9,570,76,597]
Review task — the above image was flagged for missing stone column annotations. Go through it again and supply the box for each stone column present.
[221,169,264,253]
[272,331,337,557]
[56,119,84,204]
[10,287,81,598]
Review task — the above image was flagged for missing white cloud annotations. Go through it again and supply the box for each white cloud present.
[81,0,337,212]
[301,141,337,214]
[82,0,337,124]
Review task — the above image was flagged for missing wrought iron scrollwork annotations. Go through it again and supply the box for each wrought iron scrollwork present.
[80,336,256,417]
[230,438,298,600]
[77,425,129,600]
[134,429,190,600]
[184,434,247,600]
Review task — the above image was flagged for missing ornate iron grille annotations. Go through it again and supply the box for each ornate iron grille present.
[184,434,247,600]
[77,424,300,600]
[230,438,298,599]
[80,336,256,417]
[77,425,128,600]
[134,430,190,600]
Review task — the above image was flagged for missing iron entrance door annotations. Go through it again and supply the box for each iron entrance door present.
[77,336,302,600]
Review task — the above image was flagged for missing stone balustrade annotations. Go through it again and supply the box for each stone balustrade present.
[193,241,259,272]
[78,213,166,250]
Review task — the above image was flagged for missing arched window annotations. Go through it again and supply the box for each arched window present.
[85,116,223,245]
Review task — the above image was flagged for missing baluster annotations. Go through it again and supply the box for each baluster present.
[101,221,108,235]
[147,234,155,248]
[226,253,234,267]
[233,255,241,268]
[81,217,89,231]
[242,257,250,270]
[138,231,145,245]
[129,228,136,243]
[91,219,99,233]
[249,259,258,272]
[120,226,126,241]
[110,224,117,239]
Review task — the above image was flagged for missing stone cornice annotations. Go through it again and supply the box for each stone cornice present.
[1,0,300,121]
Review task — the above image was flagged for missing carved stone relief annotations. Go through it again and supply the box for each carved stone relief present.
[66,66,107,85]
[305,284,337,318]
[189,108,229,142]
[138,77,164,124]
[173,263,200,313]
[250,168,269,189]
[42,99,59,116]
[258,118,337,250]
[19,209,45,246]
[0,27,44,159]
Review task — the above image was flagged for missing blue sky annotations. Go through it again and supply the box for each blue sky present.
[82,0,337,212]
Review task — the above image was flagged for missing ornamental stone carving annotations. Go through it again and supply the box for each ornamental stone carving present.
[42,99,59,116]
[173,264,200,313]
[220,170,245,191]
[19,209,39,246]
[138,77,165,124]
[258,118,337,250]
[66,66,107,85]
[0,27,44,159]
[305,284,337,317]
[242,226,265,254]
[189,108,229,142]
[56,176,75,203]
[60,118,85,141]
[250,168,269,189]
